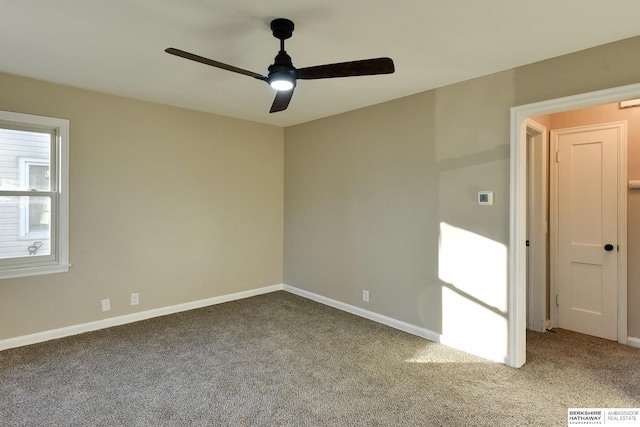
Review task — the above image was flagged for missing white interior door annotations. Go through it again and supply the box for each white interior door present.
[552,123,623,341]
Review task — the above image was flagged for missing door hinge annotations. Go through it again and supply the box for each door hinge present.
[555,294,559,307]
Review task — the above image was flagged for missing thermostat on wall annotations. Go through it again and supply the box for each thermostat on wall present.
[478,191,494,205]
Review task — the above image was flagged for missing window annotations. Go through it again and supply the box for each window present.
[0,111,69,278]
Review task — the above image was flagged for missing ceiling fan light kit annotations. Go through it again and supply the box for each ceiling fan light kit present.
[166,18,394,113]
[269,76,295,91]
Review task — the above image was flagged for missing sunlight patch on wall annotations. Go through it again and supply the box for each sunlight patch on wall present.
[438,222,507,310]
[438,222,508,362]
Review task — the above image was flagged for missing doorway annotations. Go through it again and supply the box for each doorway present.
[508,82,640,368]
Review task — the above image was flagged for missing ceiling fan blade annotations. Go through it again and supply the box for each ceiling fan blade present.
[270,89,295,113]
[165,48,268,81]
[297,57,394,80]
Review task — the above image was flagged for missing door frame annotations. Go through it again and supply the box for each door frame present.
[508,82,640,368]
[525,118,548,333]
[548,122,627,336]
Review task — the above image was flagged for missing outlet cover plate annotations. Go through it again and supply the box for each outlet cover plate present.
[362,290,369,302]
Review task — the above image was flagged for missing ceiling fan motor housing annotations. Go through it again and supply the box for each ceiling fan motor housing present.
[268,51,298,88]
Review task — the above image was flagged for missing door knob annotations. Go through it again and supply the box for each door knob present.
[604,244,614,251]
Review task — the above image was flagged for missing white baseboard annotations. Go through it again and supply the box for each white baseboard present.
[2,283,448,358]
[1,282,524,364]
[627,336,640,349]
[283,284,442,343]
[0,284,284,351]
[283,284,509,363]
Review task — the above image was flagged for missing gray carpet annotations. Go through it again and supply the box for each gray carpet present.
[1,291,638,426]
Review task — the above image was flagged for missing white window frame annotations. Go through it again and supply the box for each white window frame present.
[0,111,69,279]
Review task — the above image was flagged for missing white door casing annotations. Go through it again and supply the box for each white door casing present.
[550,122,625,341]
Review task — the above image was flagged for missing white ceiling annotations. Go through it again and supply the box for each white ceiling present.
[2,1,640,127]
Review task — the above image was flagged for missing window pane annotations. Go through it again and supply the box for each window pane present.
[29,196,50,232]
[0,196,51,259]
[0,128,51,191]
[29,164,50,191]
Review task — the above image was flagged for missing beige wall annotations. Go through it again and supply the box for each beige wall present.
[0,72,284,340]
[284,72,513,360]
[284,36,640,361]
[548,102,640,337]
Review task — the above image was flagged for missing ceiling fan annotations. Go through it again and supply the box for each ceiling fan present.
[165,18,395,113]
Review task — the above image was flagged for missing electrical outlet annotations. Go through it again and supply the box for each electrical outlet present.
[101,298,110,312]
[362,290,369,303]
[130,293,139,306]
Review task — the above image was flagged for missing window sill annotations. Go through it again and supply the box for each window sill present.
[0,263,70,280]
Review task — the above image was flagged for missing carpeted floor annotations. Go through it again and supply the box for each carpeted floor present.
[1,291,638,426]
